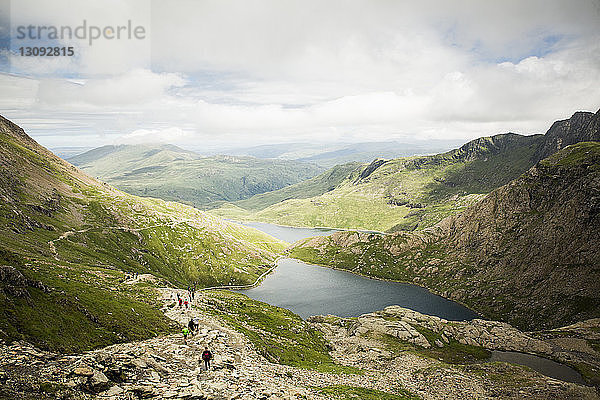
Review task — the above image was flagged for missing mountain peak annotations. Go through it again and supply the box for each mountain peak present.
[533,110,600,162]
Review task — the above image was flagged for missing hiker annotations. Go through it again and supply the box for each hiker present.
[182,326,190,344]
[201,347,212,370]
[184,299,189,309]
[188,318,194,334]
[178,298,183,308]
[192,317,200,333]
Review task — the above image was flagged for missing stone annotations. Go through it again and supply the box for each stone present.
[89,370,111,393]
[73,366,94,377]
[132,384,157,398]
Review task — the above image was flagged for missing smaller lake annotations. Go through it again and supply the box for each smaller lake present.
[237,221,338,243]
[237,258,479,321]
[490,351,586,385]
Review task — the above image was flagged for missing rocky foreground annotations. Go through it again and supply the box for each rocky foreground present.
[0,287,599,400]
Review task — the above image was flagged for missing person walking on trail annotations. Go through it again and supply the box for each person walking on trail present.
[184,299,189,309]
[188,319,195,335]
[201,347,213,370]
[178,298,183,308]
[182,326,190,344]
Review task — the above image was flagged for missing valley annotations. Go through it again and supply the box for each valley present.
[1,110,599,399]
[212,111,600,232]
[69,144,324,209]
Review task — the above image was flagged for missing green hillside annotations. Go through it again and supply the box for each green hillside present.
[212,110,600,232]
[0,116,285,353]
[213,133,541,232]
[69,144,324,209]
[290,142,600,331]
[213,162,364,218]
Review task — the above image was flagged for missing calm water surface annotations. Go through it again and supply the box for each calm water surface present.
[238,258,479,320]
[238,221,340,243]
[490,351,586,385]
[233,221,586,384]
[234,222,478,320]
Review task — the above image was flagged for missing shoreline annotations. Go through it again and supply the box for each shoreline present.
[196,255,283,293]
[222,218,388,236]
[282,254,483,320]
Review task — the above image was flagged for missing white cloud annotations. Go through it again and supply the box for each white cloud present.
[116,127,192,145]
[35,69,185,107]
[0,0,599,149]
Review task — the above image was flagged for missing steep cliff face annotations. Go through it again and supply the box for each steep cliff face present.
[291,142,600,330]
[434,141,600,329]
[533,109,600,162]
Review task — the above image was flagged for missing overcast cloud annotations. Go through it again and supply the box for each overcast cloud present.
[0,0,599,149]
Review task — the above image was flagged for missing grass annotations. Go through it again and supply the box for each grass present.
[572,361,600,386]
[211,133,542,232]
[314,385,421,400]
[70,143,324,209]
[539,141,600,169]
[199,290,361,374]
[0,121,287,352]
[0,262,178,353]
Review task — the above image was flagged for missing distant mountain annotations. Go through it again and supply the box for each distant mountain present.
[49,146,93,159]
[290,141,600,331]
[0,115,284,352]
[69,144,324,209]
[294,140,463,167]
[220,140,463,168]
[213,109,600,232]
[216,162,365,219]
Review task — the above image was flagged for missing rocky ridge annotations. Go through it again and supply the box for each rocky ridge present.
[290,141,600,331]
[1,287,598,400]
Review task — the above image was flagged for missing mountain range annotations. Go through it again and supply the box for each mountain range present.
[68,144,324,209]
[289,110,600,332]
[213,110,600,232]
[218,140,464,168]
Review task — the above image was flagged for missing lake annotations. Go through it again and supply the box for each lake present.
[235,221,478,321]
[232,221,587,385]
[490,351,586,385]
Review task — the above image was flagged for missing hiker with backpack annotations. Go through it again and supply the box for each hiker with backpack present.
[188,318,195,334]
[201,347,213,370]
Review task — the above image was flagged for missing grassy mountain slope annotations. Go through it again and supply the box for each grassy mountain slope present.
[290,142,600,330]
[69,144,324,209]
[213,162,364,219]
[212,110,600,232]
[0,115,285,352]
[213,133,541,231]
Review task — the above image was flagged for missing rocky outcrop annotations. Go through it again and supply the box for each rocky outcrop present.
[0,265,51,299]
[311,306,554,355]
[533,109,600,162]
[1,289,598,400]
[292,141,600,331]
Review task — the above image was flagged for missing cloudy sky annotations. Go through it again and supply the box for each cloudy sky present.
[0,0,599,150]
